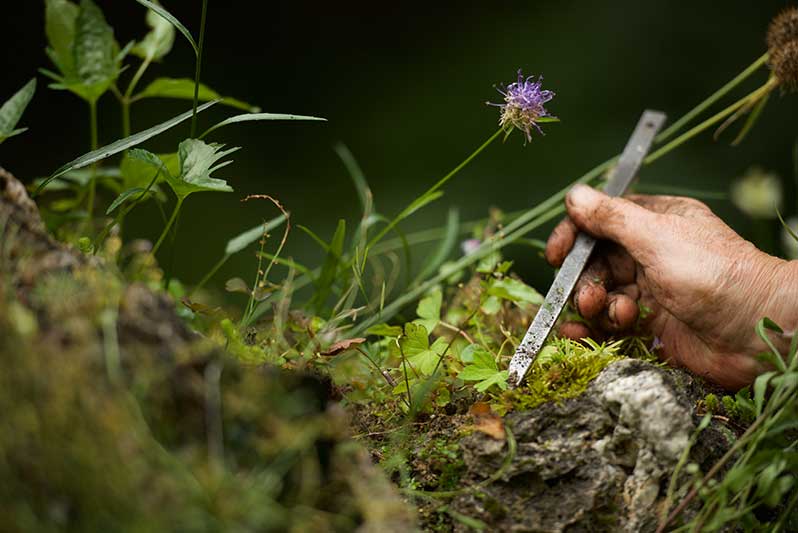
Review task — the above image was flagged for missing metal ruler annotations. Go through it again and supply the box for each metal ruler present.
[507,110,667,388]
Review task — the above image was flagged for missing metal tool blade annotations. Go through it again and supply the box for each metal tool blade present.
[507,110,667,388]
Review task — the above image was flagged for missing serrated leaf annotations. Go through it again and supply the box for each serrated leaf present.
[120,148,176,191]
[45,0,79,78]
[199,112,326,139]
[225,214,287,255]
[414,288,441,333]
[133,0,198,56]
[406,336,448,376]
[105,187,147,214]
[0,79,36,143]
[488,277,544,305]
[132,4,175,61]
[168,138,238,198]
[72,0,119,100]
[458,347,507,391]
[399,322,429,357]
[134,78,260,113]
[37,101,218,195]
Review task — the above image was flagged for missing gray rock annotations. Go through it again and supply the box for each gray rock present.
[453,359,722,532]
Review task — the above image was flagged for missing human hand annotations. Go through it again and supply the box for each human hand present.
[545,184,798,389]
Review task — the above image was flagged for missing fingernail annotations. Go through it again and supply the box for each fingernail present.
[608,299,617,324]
[567,184,599,207]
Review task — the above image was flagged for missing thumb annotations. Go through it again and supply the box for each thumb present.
[566,184,660,265]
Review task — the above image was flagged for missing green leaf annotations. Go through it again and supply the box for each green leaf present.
[753,371,776,417]
[399,328,447,377]
[167,138,239,198]
[105,187,147,215]
[458,347,508,391]
[130,2,175,61]
[312,219,346,311]
[133,78,260,113]
[487,278,544,305]
[225,215,287,255]
[37,101,218,195]
[199,112,327,139]
[120,147,176,189]
[414,288,442,333]
[334,142,371,214]
[45,0,79,78]
[71,0,120,101]
[0,79,36,143]
[366,323,403,337]
[132,3,175,61]
[133,0,198,56]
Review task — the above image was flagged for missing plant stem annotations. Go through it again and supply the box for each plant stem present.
[655,52,768,143]
[152,197,184,256]
[191,0,209,138]
[366,128,503,251]
[645,78,777,165]
[192,255,229,296]
[121,56,152,138]
[85,99,99,224]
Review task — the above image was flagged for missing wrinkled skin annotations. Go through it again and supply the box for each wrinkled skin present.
[546,184,798,390]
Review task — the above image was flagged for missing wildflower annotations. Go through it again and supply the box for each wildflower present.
[488,70,556,143]
[730,166,783,219]
[461,238,481,256]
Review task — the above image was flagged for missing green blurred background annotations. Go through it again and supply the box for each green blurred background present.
[1,1,796,294]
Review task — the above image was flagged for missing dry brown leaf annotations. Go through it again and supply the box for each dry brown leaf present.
[468,401,505,440]
[320,337,366,356]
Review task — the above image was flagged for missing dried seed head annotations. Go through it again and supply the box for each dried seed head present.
[767,7,798,53]
[770,39,798,90]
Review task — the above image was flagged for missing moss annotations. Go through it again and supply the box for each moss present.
[495,337,628,414]
[704,393,720,413]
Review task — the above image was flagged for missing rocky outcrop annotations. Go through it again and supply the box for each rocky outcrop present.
[453,359,733,532]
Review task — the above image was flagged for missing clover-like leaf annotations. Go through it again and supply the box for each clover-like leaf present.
[414,288,442,334]
[399,323,447,376]
[0,79,36,144]
[165,138,239,199]
[458,346,508,392]
[132,3,175,62]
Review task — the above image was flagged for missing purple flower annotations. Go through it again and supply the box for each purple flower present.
[488,70,556,143]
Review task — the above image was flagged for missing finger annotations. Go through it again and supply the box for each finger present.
[558,321,592,341]
[604,243,636,285]
[566,185,661,266]
[597,292,639,332]
[625,194,711,217]
[545,217,578,267]
[573,256,611,319]
[615,283,640,301]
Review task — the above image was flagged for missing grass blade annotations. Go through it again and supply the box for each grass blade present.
[36,100,218,195]
[199,112,326,139]
[312,219,346,313]
[413,207,459,284]
[133,0,198,56]
[225,215,287,255]
[105,186,146,214]
[334,142,371,212]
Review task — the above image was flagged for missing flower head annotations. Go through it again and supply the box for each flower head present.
[488,69,556,143]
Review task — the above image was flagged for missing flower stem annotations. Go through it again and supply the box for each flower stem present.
[645,77,778,165]
[190,0,209,138]
[655,52,768,143]
[152,197,184,256]
[365,127,503,251]
[121,56,152,138]
[85,99,99,225]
